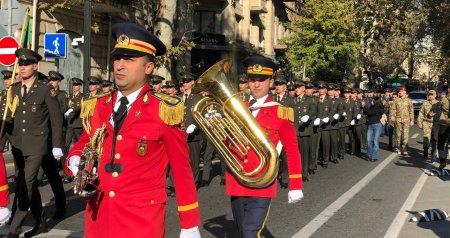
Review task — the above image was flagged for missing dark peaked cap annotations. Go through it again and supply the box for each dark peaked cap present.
[48,71,64,81]
[242,55,278,80]
[112,22,167,57]
[15,48,42,63]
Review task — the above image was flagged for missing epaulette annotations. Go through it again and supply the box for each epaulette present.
[80,92,112,134]
[151,92,184,126]
[277,105,294,122]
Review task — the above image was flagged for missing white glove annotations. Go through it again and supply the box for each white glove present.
[300,115,310,123]
[186,124,197,134]
[356,114,362,120]
[321,117,330,123]
[68,156,81,175]
[333,113,339,120]
[342,112,347,117]
[64,108,74,118]
[350,119,355,125]
[52,148,64,159]
[180,226,201,238]
[0,207,11,227]
[288,190,304,204]
[314,118,320,126]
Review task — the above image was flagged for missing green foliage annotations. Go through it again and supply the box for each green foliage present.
[283,0,360,83]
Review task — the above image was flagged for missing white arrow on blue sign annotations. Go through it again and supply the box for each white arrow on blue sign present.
[44,33,67,58]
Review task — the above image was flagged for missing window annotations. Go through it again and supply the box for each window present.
[194,11,216,33]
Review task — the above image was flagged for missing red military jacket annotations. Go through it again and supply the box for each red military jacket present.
[65,84,200,238]
[225,96,303,198]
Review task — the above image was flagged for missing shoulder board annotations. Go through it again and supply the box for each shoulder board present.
[151,92,184,126]
[151,92,182,106]
[277,105,294,122]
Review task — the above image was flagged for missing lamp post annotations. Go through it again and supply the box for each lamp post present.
[83,0,92,93]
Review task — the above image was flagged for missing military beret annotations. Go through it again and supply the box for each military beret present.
[102,80,113,87]
[112,22,166,57]
[242,55,278,80]
[180,72,196,83]
[37,72,48,81]
[72,78,83,85]
[317,81,327,89]
[48,71,64,81]
[2,70,12,80]
[88,76,101,85]
[165,81,176,88]
[15,48,42,64]
[149,75,165,85]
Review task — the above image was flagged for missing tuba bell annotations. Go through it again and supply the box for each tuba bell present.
[192,59,278,188]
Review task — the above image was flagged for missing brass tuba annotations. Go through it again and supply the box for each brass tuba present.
[192,59,278,188]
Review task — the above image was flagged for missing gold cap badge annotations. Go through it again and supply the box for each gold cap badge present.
[252,64,262,72]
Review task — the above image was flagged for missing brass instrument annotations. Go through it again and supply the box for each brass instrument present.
[73,124,106,198]
[192,59,278,188]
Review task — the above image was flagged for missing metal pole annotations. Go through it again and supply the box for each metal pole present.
[83,0,91,93]
[32,0,37,51]
[106,15,111,82]
[8,0,12,36]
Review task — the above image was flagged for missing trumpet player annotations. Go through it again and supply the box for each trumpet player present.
[226,56,304,238]
[65,23,201,238]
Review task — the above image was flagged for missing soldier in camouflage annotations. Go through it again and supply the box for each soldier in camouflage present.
[417,90,439,159]
[390,87,414,155]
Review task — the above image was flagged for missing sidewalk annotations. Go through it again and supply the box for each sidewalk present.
[397,160,450,238]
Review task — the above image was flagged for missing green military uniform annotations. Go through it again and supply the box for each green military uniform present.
[437,91,450,169]
[9,48,65,236]
[0,71,13,151]
[390,95,414,153]
[342,89,356,156]
[293,82,317,180]
[316,82,332,167]
[417,93,438,158]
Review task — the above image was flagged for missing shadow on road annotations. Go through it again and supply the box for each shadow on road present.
[203,215,275,238]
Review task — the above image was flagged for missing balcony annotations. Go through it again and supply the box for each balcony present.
[250,0,267,13]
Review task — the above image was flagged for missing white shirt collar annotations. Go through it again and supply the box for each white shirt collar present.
[249,94,269,106]
[114,87,143,111]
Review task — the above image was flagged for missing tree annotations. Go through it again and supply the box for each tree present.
[282,0,360,83]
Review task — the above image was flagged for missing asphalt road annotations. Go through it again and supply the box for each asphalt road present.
[0,126,437,237]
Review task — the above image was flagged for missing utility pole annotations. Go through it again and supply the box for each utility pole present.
[83,0,91,93]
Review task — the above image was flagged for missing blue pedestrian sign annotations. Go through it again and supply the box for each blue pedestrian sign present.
[44,33,67,58]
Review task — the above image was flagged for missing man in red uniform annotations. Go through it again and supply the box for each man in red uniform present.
[226,55,304,238]
[65,22,201,238]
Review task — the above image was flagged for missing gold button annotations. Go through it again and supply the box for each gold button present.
[22,120,26,123]
[109,191,115,197]
[114,153,120,159]
[22,129,26,132]
[23,102,26,105]
[117,135,122,141]
[150,200,154,204]
[112,172,118,178]
[22,111,26,114]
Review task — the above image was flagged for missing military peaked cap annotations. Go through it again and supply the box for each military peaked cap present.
[112,22,166,57]
[242,55,278,80]
[48,71,64,81]
[72,78,83,85]
[180,72,196,83]
[2,70,12,80]
[102,80,113,87]
[88,76,101,85]
[15,48,42,64]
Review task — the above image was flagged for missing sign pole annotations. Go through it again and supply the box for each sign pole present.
[83,0,91,93]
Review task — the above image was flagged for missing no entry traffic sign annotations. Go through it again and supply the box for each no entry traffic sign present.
[0,36,19,66]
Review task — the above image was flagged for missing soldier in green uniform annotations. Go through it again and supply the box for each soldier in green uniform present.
[87,76,102,97]
[437,86,450,169]
[62,78,85,183]
[305,83,319,174]
[293,81,317,181]
[48,71,68,115]
[149,75,165,92]
[327,84,341,163]
[390,87,414,155]
[0,71,13,152]
[165,81,178,96]
[342,88,356,157]
[335,86,347,160]
[101,80,113,93]
[315,82,332,168]
[287,82,296,98]
[7,48,64,238]
[237,75,250,102]
[417,90,439,159]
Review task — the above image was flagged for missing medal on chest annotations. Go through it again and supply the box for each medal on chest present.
[137,140,148,156]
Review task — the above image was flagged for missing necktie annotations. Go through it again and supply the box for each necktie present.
[22,85,27,99]
[277,95,281,102]
[249,99,257,111]
[113,97,129,131]
[184,94,189,101]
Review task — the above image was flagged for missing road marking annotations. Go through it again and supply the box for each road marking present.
[411,133,419,139]
[292,152,398,238]
[383,164,431,238]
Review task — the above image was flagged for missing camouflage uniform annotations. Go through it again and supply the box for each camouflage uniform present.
[417,99,438,157]
[390,97,414,152]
